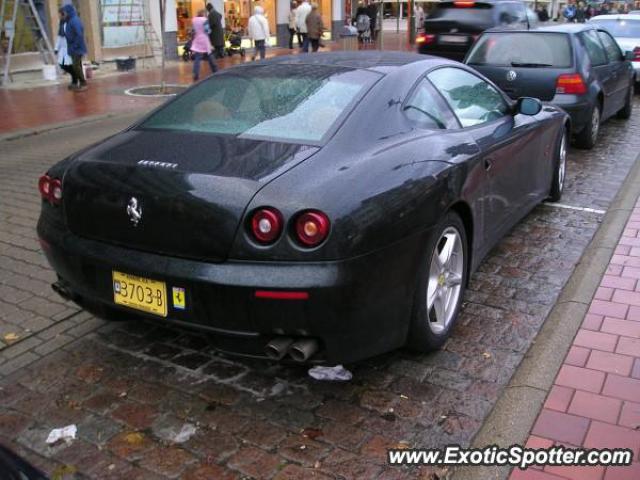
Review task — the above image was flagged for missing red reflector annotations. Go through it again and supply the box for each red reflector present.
[634,47,640,61]
[38,237,51,251]
[454,1,475,7]
[556,74,587,95]
[255,290,309,300]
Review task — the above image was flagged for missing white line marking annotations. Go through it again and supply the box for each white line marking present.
[543,202,606,215]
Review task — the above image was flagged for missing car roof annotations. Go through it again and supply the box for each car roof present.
[485,23,597,34]
[230,51,455,72]
[590,14,640,21]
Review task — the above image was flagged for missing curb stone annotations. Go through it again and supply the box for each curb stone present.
[452,150,640,480]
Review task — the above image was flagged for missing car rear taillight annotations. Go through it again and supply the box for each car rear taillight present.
[454,1,475,7]
[416,33,436,45]
[38,174,63,205]
[294,210,330,247]
[633,47,640,61]
[555,74,587,95]
[250,207,283,244]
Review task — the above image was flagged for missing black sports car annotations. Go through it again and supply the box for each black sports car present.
[37,52,569,364]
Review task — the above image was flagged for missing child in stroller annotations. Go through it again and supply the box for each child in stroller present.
[225,27,246,57]
[355,13,371,43]
[181,38,194,61]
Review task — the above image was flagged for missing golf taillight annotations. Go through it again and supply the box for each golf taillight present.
[250,207,283,244]
[295,210,330,247]
[556,74,587,95]
[416,33,435,45]
[634,47,640,61]
[38,175,63,205]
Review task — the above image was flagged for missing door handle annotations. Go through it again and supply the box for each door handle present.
[484,158,493,171]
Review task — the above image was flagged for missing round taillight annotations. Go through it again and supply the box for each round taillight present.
[50,179,63,203]
[38,175,51,199]
[295,211,330,247]
[250,207,283,244]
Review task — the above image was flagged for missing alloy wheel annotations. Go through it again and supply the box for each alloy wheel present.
[426,227,464,334]
[558,132,567,192]
[591,106,600,145]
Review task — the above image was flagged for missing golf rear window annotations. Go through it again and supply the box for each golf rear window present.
[429,2,494,23]
[139,65,379,144]
[467,32,572,68]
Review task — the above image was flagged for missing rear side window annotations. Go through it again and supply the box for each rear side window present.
[597,31,623,62]
[467,32,572,67]
[580,30,607,66]
[428,67,509,128]
[403,79,456,129]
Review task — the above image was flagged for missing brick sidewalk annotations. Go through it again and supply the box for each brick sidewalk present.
[512,198,640,480]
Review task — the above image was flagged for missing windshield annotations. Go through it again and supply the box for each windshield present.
[140,65,379,144]
[589,18,640,38]
[467,32,572,67]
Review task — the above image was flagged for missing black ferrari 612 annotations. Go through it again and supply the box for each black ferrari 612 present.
[37,52,569,364]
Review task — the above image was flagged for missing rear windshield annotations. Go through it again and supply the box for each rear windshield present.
[467,32,572,67]
[139,65,379,144]
[428,2,494,24]
[589,18,640,38]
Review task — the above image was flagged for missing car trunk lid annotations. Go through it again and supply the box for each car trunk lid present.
[62,130,318,262]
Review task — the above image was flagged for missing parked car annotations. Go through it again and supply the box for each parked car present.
[465,24,635,149]
[37,52,569,364]
[417,0,534,61]
[589,14,640,91]
[0,444,47,480]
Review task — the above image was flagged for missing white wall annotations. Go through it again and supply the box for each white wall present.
[150,0,177,34]
[333,0,341,21]
[277,0,290,24]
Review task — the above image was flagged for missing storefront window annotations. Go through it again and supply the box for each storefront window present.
[100,0,145,48]
[224,0,275,37]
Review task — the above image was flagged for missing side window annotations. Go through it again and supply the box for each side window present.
[580,30,607,66]
[428,67,509,128]
[597,31,623,62]
[403,79,455,129]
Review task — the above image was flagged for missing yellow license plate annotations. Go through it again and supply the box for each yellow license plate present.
[112,271,167,317]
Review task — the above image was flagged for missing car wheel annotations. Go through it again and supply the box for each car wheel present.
[407,212,468,352]
[549,128,568,202]
[617,85,634,120]
[575,103,600,150]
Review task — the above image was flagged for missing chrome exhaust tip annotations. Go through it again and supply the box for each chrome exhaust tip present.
[288,339,319,362]
[264,337,294,360]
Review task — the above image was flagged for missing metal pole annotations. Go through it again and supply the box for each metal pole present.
[378,0,383,50]
[160,0,166,93]
[408,0,415,45]
[396,0,399,33]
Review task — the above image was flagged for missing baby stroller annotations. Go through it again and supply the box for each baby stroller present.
[225,28,246,57]
[356,14,371,43]
[181,38,194,61]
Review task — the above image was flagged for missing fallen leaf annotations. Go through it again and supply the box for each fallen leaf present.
[2,333,19,343]
[124,432,145,445]
[51,464,77,480]
[301,427,323,440]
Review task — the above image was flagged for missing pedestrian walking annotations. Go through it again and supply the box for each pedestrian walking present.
[288,2,299,49]
[248,6,270,60]
[296,0,312,52]
[576,1,586,23]
[191,9,217,82]
[305,3,324,52]
[563,2,577,22]
[61,4,87,92]
[55,8,74,89]
[206,3,225,58]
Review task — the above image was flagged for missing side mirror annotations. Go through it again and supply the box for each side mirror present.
[517,97,543,116]
[625,50,635,61]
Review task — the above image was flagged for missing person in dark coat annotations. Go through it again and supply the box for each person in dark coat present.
[366,0,378,41]
[206,3,225,58]
[61,4,87,91]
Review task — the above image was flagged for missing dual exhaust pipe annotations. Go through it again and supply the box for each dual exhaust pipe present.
[264,337,319,362]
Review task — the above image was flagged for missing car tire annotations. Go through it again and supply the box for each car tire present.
[406,211,468,352]
[617,85,634,120]
[549,128,568,202]
[574,103,600,150]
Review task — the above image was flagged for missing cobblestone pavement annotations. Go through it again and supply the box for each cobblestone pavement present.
[0,101,639,479]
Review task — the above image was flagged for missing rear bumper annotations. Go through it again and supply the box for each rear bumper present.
[551,94,593,134]
[38,214,426,364]
[417,44,468,62]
